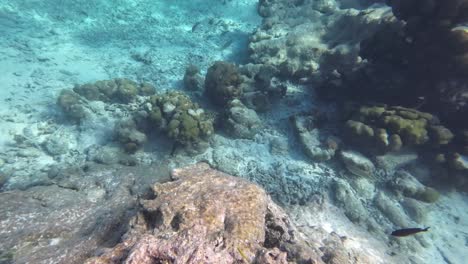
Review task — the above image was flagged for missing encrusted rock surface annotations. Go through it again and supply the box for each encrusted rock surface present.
[85,163,380,264]
[293,115,336,161]
[0,162,172,264]
[224,99,262,139]
[0,174,137,264]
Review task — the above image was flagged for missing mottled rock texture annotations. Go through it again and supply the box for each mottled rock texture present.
[0,162,171,264]
[224,99,262,139]
[0,174,136,264]
[293,115,336,161]
[86,163,325,264]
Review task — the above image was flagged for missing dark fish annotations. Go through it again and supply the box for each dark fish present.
[191,21,202,32]
[391,227,430,237]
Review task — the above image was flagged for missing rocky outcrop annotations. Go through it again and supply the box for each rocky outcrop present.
[293,115,337,161]
[86,163,386,264]
[0,173,137,264]
[0,162,391,264]
[85,163,325,264]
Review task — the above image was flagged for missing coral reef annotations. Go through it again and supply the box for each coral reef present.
[251,0,388,80]
[73,78,155,103]
[331,0,468,129]
[344,105,453,154]
[57,89,88,122]
[145,91,214,148]
[204,61,243,106]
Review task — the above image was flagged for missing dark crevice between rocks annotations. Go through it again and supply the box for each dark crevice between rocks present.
[263,212,285,249]
[170,212,183,231]
[143,208,164,230]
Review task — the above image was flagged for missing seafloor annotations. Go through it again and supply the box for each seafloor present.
[0,0,467,263]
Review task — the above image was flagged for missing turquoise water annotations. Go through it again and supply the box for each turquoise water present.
[0,0,467,263]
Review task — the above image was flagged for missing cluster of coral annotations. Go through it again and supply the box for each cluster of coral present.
[114,90,215,153]
[57,78,156,122]
[182,61,289,140]
[340,104,467,186]
[143,91,214,149]
[57,79,214,154]
[325,0,468,126]
[309,0,468,186]
[251,0,385,80]
[202,61,286,112]
[344,105,454,153]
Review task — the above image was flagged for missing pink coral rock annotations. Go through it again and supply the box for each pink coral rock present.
[86,163,323,264]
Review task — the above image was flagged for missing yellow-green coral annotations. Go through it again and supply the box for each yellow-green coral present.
[344,105,453,153]
[415,187,440,203]
[345,120,374,138]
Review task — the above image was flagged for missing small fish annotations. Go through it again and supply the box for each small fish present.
[391,227,430,237]
[191,21,202,32]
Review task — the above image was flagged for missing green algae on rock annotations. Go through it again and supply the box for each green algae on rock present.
[344,105,453,154]
[73,78,155,103]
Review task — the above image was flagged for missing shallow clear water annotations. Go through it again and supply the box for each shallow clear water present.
[0,0,467,263]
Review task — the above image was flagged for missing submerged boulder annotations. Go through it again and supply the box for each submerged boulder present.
[293,115,337,161]
[85,163,325,264]
[224,99,262,139]
[0,171,137,264]
[340,150,375,178]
